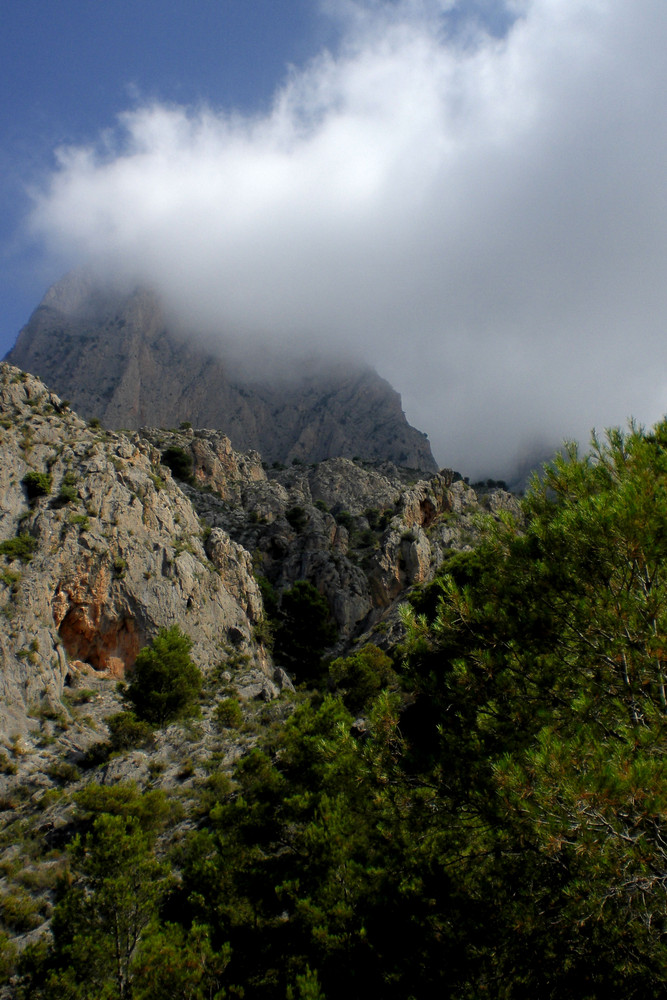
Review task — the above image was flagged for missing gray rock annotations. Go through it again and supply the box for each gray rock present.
[7,271,438,472]
[0,362,521,744]
[0,364,270,741]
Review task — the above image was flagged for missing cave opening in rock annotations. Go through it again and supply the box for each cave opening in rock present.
[57,608,140,676]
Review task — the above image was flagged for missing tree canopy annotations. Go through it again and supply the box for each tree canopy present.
[399,419,667,995]
[16,419,667,998]
[273,581,338,683]
[126,626,202,727]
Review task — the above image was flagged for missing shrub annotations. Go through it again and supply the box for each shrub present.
[161,446,193,481]
[253,617,274,648]
[329,644,397,714]
[0,753,16,776]
[126,626,203,727]
[273,581,338,684]
[256,575,279,620]
[57,470,79,504]
[379,509,393,530]
[0,932,17,981]
[47,760,81,785]
[0,890,44,933]
[62,688,96,706]
[57,483,78,504]
[285,506,308,533]
[0,533,38,563]
[358,528,377,548]
[215,697,244,729]
[22,471,52,501]
[335,510,355,532]
[68,513,90,530]
[0,569,20,590]
[106,711,156,751]
[177,759,195,780]
[112,556,126,577]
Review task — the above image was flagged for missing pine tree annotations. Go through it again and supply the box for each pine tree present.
[126,626,202,727]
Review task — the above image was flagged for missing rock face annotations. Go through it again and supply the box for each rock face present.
[142,430,521,649]
[6,272,438,472]
[0,362,520,742]
[0,364,269,740]
[0,365,526,970]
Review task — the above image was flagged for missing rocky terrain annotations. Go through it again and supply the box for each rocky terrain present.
[0,361,520,970]
[0,363,277,740]
[6,271,437,471]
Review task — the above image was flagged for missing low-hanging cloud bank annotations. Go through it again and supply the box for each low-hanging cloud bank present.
[28,0,667,478]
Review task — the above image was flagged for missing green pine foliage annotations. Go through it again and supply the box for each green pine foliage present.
[14,418,667,998]
[328,644,397,714]
[273,581,338,684]
[45,813,167,999]
[105,711,156,752]
[0,532,38,563]
[22,471,52,501]
[125,626,202,727]
[398,418,667,995]
[214,697,244,729]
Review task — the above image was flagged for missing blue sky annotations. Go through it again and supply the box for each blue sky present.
[0,0,511,347]
[0,0,327,345]
[2,1,667,476]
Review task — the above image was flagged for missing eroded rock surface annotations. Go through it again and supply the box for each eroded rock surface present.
[0,363,521,744]
[155,430,521,647]
[0,364,268,740]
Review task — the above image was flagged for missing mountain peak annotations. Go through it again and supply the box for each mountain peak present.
[7,272,438,472]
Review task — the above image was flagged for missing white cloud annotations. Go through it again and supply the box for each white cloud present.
[28,0,667,477]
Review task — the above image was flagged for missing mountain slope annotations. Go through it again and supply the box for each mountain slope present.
[6,272,438,471]
[0,363,272,741]
[0,362,512,744]
[0,363,522,988]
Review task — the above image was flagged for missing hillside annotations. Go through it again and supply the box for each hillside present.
[0,361,508,737]
[2,363,667,996]
[5,272,438,472]
[0,362,515,990]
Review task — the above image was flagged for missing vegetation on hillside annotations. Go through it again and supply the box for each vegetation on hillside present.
[7,419,667,997]
[125,626,203,727]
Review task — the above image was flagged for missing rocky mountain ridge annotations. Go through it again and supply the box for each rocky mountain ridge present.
[0,364,276,742]
[0,361,520,741]
[0,363,522,972]
[6,272,437,472]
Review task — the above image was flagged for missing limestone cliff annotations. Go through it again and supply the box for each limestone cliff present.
[0,364,270,741]
[0,362,518,744]
[140,429,521,648]
[6,272,438,472]
[0,366,524,971]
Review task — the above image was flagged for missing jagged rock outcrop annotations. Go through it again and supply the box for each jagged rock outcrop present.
[0,364,270,741]
[150,429,521,647]
[0,362,520,744]
[0,366,524,974]
[6,271,438,472]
